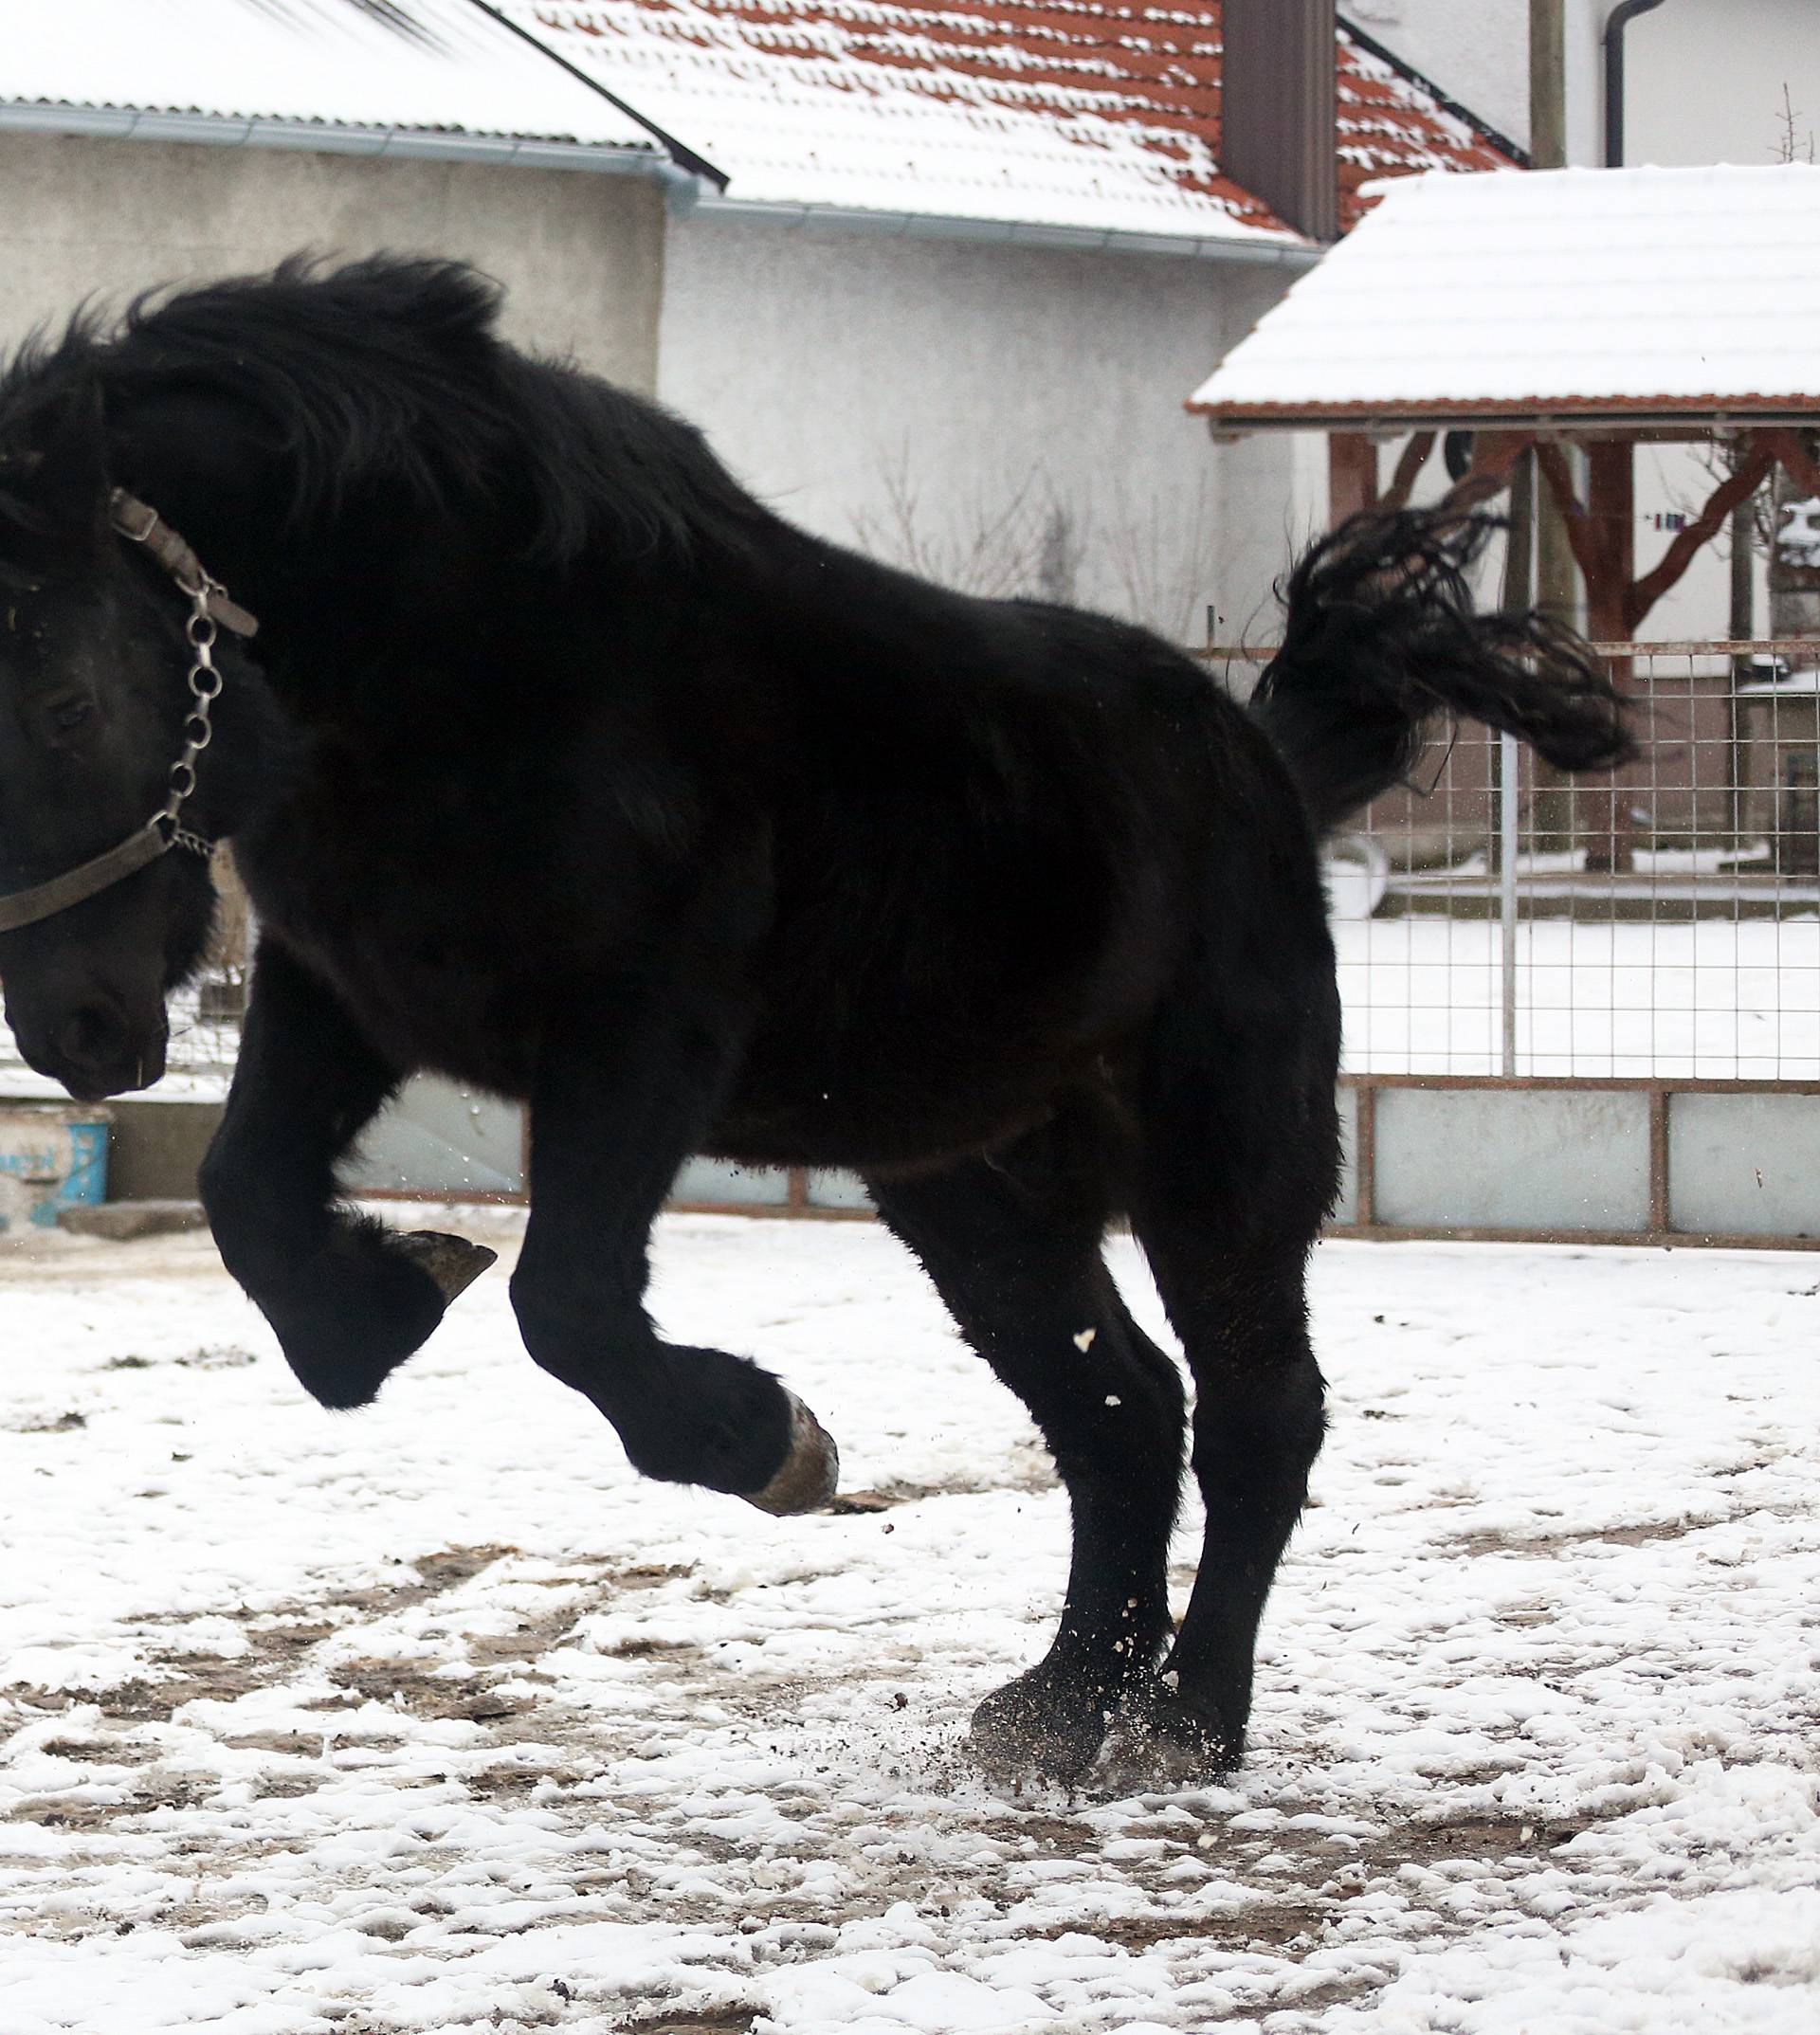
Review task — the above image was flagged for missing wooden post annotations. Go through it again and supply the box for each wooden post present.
[1584,441,1636,870]
[1329,434,1378,525]
[1495,450,1536,880]
[1530,0,1567,169]
[1729,458,1756,841]
[1586,441,1636,637]
[1530,5,1577,630]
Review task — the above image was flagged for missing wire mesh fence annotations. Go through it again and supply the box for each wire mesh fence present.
[1210,639,1820,1081]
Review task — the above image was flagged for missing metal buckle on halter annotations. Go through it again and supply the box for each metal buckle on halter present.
[110,494,162,547]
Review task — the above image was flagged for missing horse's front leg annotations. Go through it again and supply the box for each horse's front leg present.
[508,988,837,1513]
[199,938,495,1408]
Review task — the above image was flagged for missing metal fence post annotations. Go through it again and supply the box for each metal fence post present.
[1500,728,1520,1077]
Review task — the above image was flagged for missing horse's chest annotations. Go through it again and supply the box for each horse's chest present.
[240,820,537,1093]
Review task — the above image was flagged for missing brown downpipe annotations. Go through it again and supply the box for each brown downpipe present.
[1605,0,1670,167]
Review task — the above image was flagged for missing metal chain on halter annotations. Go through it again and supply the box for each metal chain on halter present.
[0,494,259,936]
[155,577,225,861]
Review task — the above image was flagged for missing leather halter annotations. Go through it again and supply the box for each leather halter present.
[0,494,259,936]
[105,490,260,640]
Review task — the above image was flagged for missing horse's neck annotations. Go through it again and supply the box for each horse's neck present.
[113,397,346,629]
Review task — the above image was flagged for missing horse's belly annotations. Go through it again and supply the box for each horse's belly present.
[263,921,536,1098]
[710,1009,1115,1174]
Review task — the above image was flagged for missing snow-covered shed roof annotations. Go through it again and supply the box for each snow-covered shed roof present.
[1190,164,1820,431]
[0,0,662,168]
[508,3,1515,246]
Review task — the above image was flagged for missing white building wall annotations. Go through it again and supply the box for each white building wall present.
[655,217,1315,647]
[1611,0,1820,642]
[1344,1,1531,151]
[1627,0,1820,169]
[1345,0,1604,165]
[1356,0,1820,172]
[0,131,665,390]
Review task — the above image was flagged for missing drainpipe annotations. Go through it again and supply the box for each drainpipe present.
[1604,0,1669,167]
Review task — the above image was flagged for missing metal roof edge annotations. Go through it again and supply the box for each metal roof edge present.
[0,98,692,186]
[682,194,1320,265]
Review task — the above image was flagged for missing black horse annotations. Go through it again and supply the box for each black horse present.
[0,258,1629,1780]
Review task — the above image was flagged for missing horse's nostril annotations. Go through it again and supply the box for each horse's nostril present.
[56,1003,125,1071]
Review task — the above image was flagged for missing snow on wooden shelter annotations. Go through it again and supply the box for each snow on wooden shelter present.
[1189,164,1820,645]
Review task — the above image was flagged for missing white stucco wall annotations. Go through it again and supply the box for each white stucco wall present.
[654,216,1316,647]
[1344,0,1531,151]
[1362,0,1820,173]
[1347,0,1621,167]
[0,131,665,389]
[1627,0,1820,168]
[1614,0,1818,640]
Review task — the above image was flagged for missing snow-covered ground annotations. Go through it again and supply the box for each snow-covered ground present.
[2,1213,1815,2033]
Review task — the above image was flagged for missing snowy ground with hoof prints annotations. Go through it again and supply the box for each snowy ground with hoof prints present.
[1,1213,1816,2035]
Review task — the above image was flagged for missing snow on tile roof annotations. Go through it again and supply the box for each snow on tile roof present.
[1337,22,1520,222]
[1190,164,1820,427]
[509,3,1510,243]
[0,0,657,154]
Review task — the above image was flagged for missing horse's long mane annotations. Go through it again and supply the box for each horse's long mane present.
[0,254,765,563]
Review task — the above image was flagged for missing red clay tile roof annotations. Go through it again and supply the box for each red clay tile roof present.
[1337,21,1519,225]
[523,3,1516,240]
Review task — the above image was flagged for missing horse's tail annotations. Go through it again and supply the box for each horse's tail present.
[1247,505,1634,838]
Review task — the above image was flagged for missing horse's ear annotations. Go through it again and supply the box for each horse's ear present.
[30,385,110,541]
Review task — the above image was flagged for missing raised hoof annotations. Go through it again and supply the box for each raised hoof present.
[395,1230,498,1305]
[740,1390,840,1516]
[968,1669,1116,1785]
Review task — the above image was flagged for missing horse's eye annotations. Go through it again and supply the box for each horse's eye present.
[46,694,92,736]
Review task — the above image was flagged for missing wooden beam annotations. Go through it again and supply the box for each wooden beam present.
[1533,441,1605,591]
[1329,433,1378,524]
[1759,427,1820,500]
[1380,431,1437,512]
[1438,429,1532,514]
[1585,441,1634,640]
[1624,435,1778,631]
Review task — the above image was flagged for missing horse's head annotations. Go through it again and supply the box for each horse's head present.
[0,388,275,1100]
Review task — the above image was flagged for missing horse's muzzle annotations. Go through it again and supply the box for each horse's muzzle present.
[30,998,168,1101]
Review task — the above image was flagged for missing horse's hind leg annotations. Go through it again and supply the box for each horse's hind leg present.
[1127,987,1337,1772]
[1131,1231,1325,1770]
[864,1108,1187,1780]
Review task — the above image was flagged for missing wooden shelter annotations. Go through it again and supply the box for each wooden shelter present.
[1190,163,1820,634]
[1188,163,1820,863]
